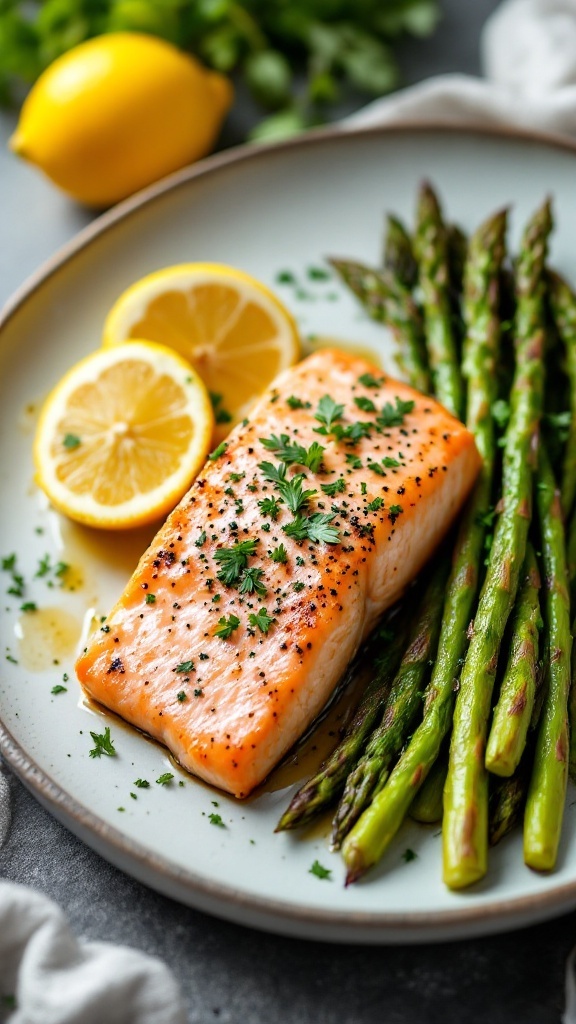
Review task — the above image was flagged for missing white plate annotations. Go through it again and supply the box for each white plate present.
[2,124,576,944]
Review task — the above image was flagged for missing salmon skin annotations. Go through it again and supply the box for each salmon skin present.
[76,349,480,797]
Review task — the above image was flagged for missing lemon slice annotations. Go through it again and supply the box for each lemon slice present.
[34,341,213,529]
[102,263,300,437]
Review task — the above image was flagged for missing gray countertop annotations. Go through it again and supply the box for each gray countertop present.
[2,2,576,1021]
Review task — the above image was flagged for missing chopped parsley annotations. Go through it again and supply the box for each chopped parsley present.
[145,593,156,604]
[208,441,228,461]
[214,613,241,639]
[50,684,67,695]
[134,779,150,788]
[491,398,510,429]
[239,566,267,597]
[366,497,384,512]
[248,608,276,634]
[229,471,245,483]
[270,544,288,564]
[314,394,345,435]
[402,848,417,862]
[286,395,311,410]
[209,812,225,827]
[260,433,308,464]
[354,395,376,413]
[174,660,194,674]
[305,512,341,544]
[89,726,116,759]
[358,372,384,388]
[388,504,404,524]
[345,453,363,469]
[214,539,258,586]
[176,691,187,702]
[258,496,282,520]
[307,265,331,281]
[309,859,332,880]
[321,477,346,497]
[209,392,233,425]
[194,530,207,548]
[292,580,305,592]
[20,601,37,613]
[156,772,174,785]
[377,397,415,429]
[259,460,288,485]
[275,269,295,285]
[276,473,317,514]
[63,433,81,450]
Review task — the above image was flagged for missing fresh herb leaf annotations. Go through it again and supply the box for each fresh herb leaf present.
[309,859,332,880]
[303,441,325,472]
[283,516,310,542]
[270,544,288,564]
[259,460,288,485]
[156,772,174,785]
[209,812,225,827]
[286,395,311,410]
[214,539,258,586]
[354,395,376,412]
[177,691,187,702]
[358,372,384,388]
[402,848,417,862]
[314,394,345,434]
[305,513,341,545]
[208,441,228,461]
[277,473,317,514]
[174,660,194,674]
[292,580,305,592]
[491,399,510,429]
[134,779,150,789]
[89,726,116,759]
[214,613,241,639]
[321,477,346,497]
[145,593,156,604]
[249,608,276,634]
[51,684,67,694]
[377,396,415,429]
[239,566,267,597]
[260,433,308,464]
[229,472,245,483]
[63,433,81,449]
[209,392,233,424]
[366,497,384,512]
[20,601,36,612]
[195,530,207,547]
[388,504,404,524]
[345,453,363,469]
[258,496,282,520]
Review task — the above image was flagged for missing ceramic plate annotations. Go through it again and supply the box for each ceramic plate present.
[2,125,576,943]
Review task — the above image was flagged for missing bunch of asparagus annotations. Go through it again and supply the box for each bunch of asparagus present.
[276,182,576,889]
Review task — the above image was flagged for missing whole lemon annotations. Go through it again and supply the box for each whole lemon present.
[10,33,233,208]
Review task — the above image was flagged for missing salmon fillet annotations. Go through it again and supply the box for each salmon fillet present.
[76,349,480,797]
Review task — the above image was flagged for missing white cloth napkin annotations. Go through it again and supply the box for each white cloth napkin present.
[0,882,186,1023]
[2,1,576,1020]
[344,0,576,141]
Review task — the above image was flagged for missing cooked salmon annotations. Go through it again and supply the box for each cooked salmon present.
[76,349,480,797]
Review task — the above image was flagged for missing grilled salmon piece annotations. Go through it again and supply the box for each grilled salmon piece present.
[76,349,480,797]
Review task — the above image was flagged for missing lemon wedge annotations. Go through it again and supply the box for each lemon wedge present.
[102,263,300,438]
[34,341,213,529]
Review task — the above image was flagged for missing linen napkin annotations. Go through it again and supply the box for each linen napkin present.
[2,0,576,1020]
[0,881,186,1023]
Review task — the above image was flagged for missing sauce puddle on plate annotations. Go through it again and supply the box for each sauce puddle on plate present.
[15,606,82,671]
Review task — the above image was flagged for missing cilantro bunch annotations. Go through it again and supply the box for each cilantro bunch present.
[0,0,440,136]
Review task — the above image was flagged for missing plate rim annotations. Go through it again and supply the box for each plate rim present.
[3,119,576,939]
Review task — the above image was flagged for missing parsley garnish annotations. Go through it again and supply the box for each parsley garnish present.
[358,372,384,388]
[369,456,400,475]
[259,461,288,485]
[209,812,225,827]
[491,399,510,429]
[208,441,228,460]
[145,593,156,604]
[354,395,376,413]
[174,660,194,674]
[345,453,363,469]
[309,860,332,880]
[134,779,150,788]
[321,477,346,497]
[260,433,308,464]
[177,691,187,702]
[292,580,305,592]
[89,726,116,759]
[366,497,384,512]
[270,544,288,564]
[51,684,67,694]
[388,504,403,524]
[286,395,311,410]
[249,608,276,634]
[307,265,331,281]
[214,613,241,639]
[156,772,174,785]
[277,473,317,514]
[283,516,310,542]
[304,441,325,472]
[214,539,258,586]
[20,601,36,612]
[306,513,340,545]
[63,433,81,449]
[209,392,233,424]
[377,397,415,429]
[229,471,245,483]
[314,394,345,434]
[258,496,282,520]
[195,530,206,547]
[239,567,267,597]
[402,848,417,862]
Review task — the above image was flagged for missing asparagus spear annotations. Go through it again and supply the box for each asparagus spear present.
[383,214,418,289]
[332,556,449,848]
[548,272,576,518]
[409,752,447,824]
[485,543,541,777]
[341,208,507,884]
[489,764,530,846]
[274,619,408,831]
[413,181,465,419]
[329,258,431,395]
[524,443,572,870]
[447,223,467,300]
[442,199,551,890]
